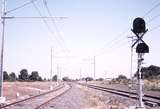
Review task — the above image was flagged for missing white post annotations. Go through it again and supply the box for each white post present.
[93,56,96,80]
[57,64,59,80]
[136,53,144,109]
[50,48,53,90]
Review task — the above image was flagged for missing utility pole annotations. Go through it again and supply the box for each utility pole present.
[59,66,62,80]
[0,0,6,98]
[93,56,96,80]
[79,67,82,80]
[50,48,53,90]
[57,64,59,80]
[0,0,66,99]
[128,36,135,87]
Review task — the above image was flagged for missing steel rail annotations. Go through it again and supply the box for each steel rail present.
[35,84,72,109]
[0,83,64,108]
[79,83,160,107]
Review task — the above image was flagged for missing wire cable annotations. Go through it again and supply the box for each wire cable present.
[31,1,57,47]
[42,0,70,53]
[94,1,160,57]
[149,24,160,32]
[143,1,160,18]
[146,13,160,24]
[6,0,39,14]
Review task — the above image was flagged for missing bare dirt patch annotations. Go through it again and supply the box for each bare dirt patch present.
[79,85,130,109]
[3,81,57,101]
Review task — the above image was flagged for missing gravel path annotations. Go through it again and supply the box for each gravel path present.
[48,82,160,109]
[46,83,99,109]
[45,83,134,109]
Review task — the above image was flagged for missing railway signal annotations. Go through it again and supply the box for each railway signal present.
[131,17,149,109]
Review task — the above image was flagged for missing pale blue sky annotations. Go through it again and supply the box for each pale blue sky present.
[1,0,160,79]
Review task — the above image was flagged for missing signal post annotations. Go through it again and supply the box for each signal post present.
[131,17,149,109]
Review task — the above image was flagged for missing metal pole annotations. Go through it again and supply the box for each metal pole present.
[57,64,59,80]
[130,37,134,86]
[80,67,82,80]
[0,0,6,97]
[137,53,144,108]
[50,48,53,90]
[93,56,96,79]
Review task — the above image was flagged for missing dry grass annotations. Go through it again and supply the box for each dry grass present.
[79,85,128,109]
[143,79,160,91]
[3,81,57,101]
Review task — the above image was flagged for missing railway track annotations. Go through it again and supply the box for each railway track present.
[79,83,160,108]
[1,83,71,109]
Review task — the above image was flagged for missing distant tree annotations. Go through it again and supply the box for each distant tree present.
[116,75,127,80]
[19,69,29,81]
[81,78,86,81]
[62,76,70,81]
[85,77,93,81]
[96,78,104,81]
[9,72,17,81]
[29,71,39,81]
[37,76,43,81]
[44,78,47,81]
[135,65,160,79]
[3,71,9,81]
[52,75,58,81]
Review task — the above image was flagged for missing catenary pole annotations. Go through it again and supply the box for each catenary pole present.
[0,0,6,97]
[50,48,53,90]
[93,56,96,79]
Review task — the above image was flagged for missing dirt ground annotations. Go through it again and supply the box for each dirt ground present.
[3,81,57,101]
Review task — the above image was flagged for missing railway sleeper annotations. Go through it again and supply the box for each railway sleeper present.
[144,101,158,107]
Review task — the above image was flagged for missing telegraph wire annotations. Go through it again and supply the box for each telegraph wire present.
[31,1,56,42]
[42,0,70,54]
[148,24,160,32]
[95,36,129,57]
[94,1,160,57]
[2,16,66,19]
[6,0,39,14]
[146,13,160,24]
[143,1,160,18]
[32,1,68,54]
[94,28,130,56]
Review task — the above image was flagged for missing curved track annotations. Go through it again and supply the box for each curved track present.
[1,83,71,109]
[35,83,72,109]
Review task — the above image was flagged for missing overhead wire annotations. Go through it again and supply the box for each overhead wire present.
[148,24,160,32]
[31,1,57,46]
[42,0,70,54]
[94,0,160,57]
[31,0,71,54]
[146,13,160,24]
[6,0,39,14]
[142,1,160,18]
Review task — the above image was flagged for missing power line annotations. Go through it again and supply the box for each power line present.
[143,1,160,18]
[6,0,39,14]
[149,24,160,32]
[146,13,160,24]
[42,0,70,53]
[95,29,130,56]
[31,1,57,43]
[96,37,129,56]
[32,1,68,52]
[94,1,160,57]
[2,16,67,19]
